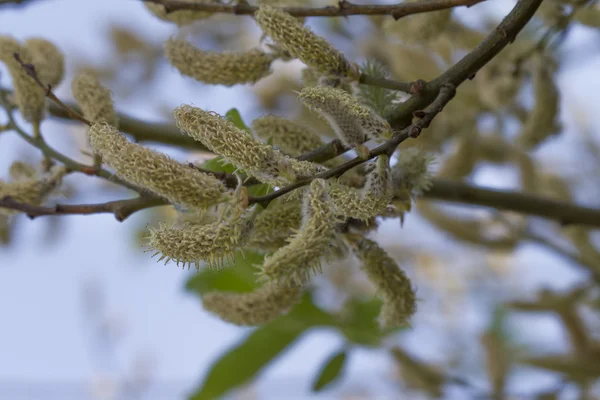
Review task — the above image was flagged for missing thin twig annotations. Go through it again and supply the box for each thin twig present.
[143,0,485,18]
[0,196,167,222]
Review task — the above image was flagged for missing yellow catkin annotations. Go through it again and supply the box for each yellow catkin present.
[202,283,303,326]
[147,204,256,269]
[88,123,229,209]
[383,0,451,43]
[23,38,65,87]
[9,161,38,181]
[354,238,416,329]
[0,165,67,216]
[517,54,561,150]
[328,155,393,221]
[248,198,303,251]
[165,37,274,86]
[0,36,46,124]
[71,71,119,127]
[144,1,213,26]
[255,5,357,78]
[251,115,324,157]
[260,179,337,285]
[173,105,326,186]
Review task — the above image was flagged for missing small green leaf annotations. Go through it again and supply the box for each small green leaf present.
[247,183,273,197]
[185,251,264,295]
[338,298,388,347]
[201,156,237,174]
[189,294,336,400]
[225,108,250,132]
[311,349,348,392]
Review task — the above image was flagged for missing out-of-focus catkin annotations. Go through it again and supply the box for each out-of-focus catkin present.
[298,86,392,158]
[251,115,324,156]
[88,123,229,209]
[0,36,46,124]
[383,0,451,43]
[255,5,357,78]
[248,198,303,252]
[328,155,393,221]
[517,53,561,150]
[23,38,65,88]
[144,0,213,26]
[260,179,337,285]
[354,238,416,329]
[165,38,275,86]
[392,148,435,200]
[0,164,67,216]
[202,283,303,326]
[71,71,119,127]
[173,105,325,185]
[147,203,256,269]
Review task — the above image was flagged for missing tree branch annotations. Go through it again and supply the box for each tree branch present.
[143,0,485,18]
[0,195,167,222]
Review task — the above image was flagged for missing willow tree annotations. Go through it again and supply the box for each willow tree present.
[1,0,600,398]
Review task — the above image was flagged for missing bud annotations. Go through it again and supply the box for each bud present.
[328,155,393,221]
[202,282,302,326]
[354,238,416,329]
[248,198,302,251]
[298,86,392,156]
[144,1,213,26]
[0,36,46,124]
[260,179,337,285]
[173,105,325,185]
[23,38,65,88]
[0,164,67,216]
[88,123,229,209]
[165,37,275,86]
[147,203,256,269]
[251,115,323,157]
[255,5,357,78]
[71,71,119,127]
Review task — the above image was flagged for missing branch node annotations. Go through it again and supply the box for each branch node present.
[409,79,427,95]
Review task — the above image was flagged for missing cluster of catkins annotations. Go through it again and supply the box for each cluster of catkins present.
[0,6,436,329]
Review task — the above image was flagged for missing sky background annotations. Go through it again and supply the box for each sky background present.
[1,0,600,399]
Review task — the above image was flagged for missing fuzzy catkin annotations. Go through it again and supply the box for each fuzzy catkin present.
[173,105,325,186]
[71,71,119,127]
[0,165,67,216]
[392,148,435,200]
[255,5,356,78]
[248,198,303,251]
[23,38,65,87]
[0,36,46,124]
[202,283,303,326]
[298,86,392,156]
[260,179,337,285]
[251,115,324,156]
[88,123,228,209]
[165,38,274,86]
[327,155,393,221]
[144,1,213,26]
[147,205,256,269]
[354,238,416,329]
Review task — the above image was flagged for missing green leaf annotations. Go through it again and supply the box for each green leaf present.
[185,251,264,295]
[247,183,273,197]
[311,349,348,392]
[189,294,336,400]
[338,297,388,347]
[225,108,250,132]
[201,156,237,174]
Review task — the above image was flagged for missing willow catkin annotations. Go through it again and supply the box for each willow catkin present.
[23,38,65,88]
[391,147,435,200]
[9,161,38,181]
[0,165,67,216]
[147,203,256,269]
[251,115,324,156]
[202,282,303,326]
[173,105,326,186]
[71,71,119,127]
[354,238,416,329]
[144,0,213,26]
[247,198,303,252]
[165,37,275,86]
[260,179,337,285]
[255,5,357,78]
[298,86,392,158]
[0,36,46,124]
[382,0,451,43]
[328,155,393,221]
[88,123,229,209]
[517,53,561,150]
